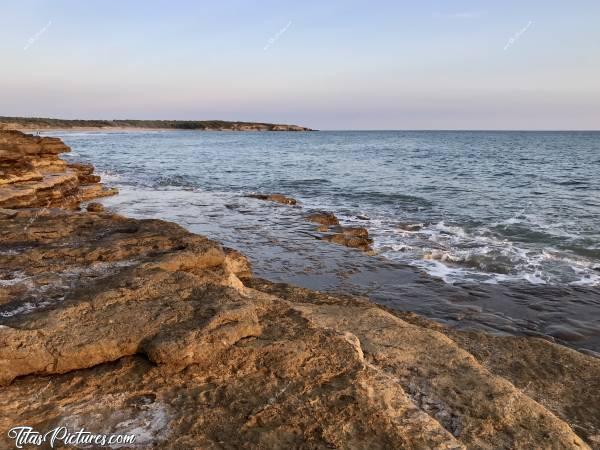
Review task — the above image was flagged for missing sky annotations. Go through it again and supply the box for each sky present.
[1,0,599,130]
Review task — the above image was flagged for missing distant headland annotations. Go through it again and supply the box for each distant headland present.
[0,116,313,132]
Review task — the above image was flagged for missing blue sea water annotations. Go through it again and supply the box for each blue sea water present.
[58,130,600,286]
[49,130,600,352]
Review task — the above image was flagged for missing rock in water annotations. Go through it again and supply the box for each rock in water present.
[246,193,297,205]
[321,226,373,252]
[305,211,340,226]
[305,211,373,251]
[86,202,105,212]
[397,222,424,232]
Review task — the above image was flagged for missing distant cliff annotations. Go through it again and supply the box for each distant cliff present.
[0,116,313,131]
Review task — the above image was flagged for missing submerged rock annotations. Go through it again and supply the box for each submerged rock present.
[246,193,297,205]
[305,211,340,226]
[397,222,424,232]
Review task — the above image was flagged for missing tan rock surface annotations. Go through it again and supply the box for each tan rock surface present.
[0,209,597,448]
[306,211,340,226]
[0,130,116,209]
[305,211,374,252]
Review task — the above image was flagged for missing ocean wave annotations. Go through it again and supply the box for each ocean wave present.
[491,214,581,240]
[371,219,600,286]
[96,171,124,183]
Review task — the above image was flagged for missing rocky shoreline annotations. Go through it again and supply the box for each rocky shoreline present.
[0,130,599,449]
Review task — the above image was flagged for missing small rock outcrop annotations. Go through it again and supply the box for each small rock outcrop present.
[306,210,374,252]
[306,211,340,226]
[323,226,373,252]
[0,130,116,209]
[246,193,297,205]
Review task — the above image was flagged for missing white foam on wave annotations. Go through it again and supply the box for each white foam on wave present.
[96,171,124,183]
[370,218,600,286]
[0,300,54,318]
[74,179,600,287]
[492,213,581,240]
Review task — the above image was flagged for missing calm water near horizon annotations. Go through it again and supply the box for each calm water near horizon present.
[51,130,600,353]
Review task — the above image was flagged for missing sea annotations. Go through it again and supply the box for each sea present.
[51,130,600,354]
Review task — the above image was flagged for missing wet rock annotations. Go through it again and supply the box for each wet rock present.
[305,212,373,252]
[342,226,369,238]
[322,227,373,252]
[305,211,339,226]
[246,193,297,205]
[397,223,424,232]
[323,234,372,251]
[86,202,105,213]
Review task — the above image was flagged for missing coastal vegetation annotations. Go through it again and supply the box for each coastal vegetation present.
[0,116,312,131]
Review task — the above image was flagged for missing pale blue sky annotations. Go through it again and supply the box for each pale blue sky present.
[1,0,599,129]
